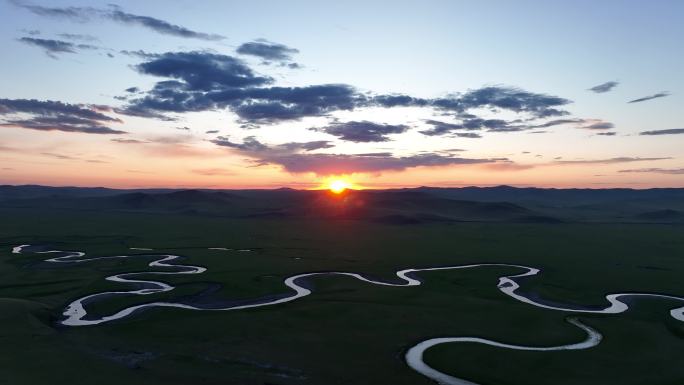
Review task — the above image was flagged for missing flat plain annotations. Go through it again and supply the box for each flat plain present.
[1,186,683,385]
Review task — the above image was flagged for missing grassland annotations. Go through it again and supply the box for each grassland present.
[1,206,683,385]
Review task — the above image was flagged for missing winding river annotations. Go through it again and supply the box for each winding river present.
[10,244,684,385]
[405,317,602,385]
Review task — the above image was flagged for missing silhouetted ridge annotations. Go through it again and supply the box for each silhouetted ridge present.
[1,185,683,223]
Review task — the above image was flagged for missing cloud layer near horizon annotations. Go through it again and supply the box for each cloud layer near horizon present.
[0,99,125,134]
[211,136,496,174]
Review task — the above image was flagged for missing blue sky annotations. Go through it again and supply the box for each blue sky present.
[0,0,682,188]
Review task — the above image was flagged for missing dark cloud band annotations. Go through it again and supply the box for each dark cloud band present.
[0,98,124,134]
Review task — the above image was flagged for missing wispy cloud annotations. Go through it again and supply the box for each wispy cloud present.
[12,2,225,41]
[580,119,614,130]
[40,152,77,160]
[628,92,670,104]
[211,136,496,174]
[40,152,108,163]
[237,39,300,67]
[639,128,684,136]
[554,157,670,165]
[191,168,236,176]
[110,138,148,144]
[619,168,684,175]
[17,37,98,58]
[57,33,98,42]
[588,81,619,93]
[0,99,125,134]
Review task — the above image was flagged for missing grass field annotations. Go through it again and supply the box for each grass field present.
[1,207,683,384]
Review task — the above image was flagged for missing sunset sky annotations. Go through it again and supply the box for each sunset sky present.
[1,0,682,189]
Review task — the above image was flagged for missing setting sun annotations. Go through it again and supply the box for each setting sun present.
[319,176,359,193]
[329,179,350,194]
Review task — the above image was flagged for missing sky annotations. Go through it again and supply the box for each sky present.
[0,0,682,189]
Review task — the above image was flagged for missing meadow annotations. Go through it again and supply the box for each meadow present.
[1,204,683,385]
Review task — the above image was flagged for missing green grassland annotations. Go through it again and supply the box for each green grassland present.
[1,207,683,385]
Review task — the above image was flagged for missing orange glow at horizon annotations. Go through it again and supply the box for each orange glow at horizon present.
[319,176,360,193]
[329,179,349,194]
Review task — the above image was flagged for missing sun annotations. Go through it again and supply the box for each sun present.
[318,175,359,193]
[328,179,350,194]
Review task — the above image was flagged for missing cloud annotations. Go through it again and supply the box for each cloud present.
[211,136,494,174]
[212,136,333,153]
[229,84,360,122]
[106,7,225,41]
[421,115,588,137]
[478,156,670,171]
[315,121,409,142]
[119,49,157,58]
[121,51,573,128]
[370,94,429,108]
[483,161,535,171]
[0,98,124,134]
[39,151,108,164]
[57,33,98,42]
[420,119,467,136]
[619,168,684,175]
[12,1,92,20]
[191,168,235,176]
[17,37,97,58]
[371,87,570,118]
[268,153,494,174]
[454,132,482,138]
[134,51,272,91]
[0,143,21,152]
[236,39,300,66]
[110,138,147,144]
[13,2,224,41]
[595,132,617,136]
[628,92,670,103]
[639,128,684,136]
[581,119,614,130]
[279,140,335,152]
[439,86,571,118]
[205,130,219,134]
[588,81,619,93]
[420,118,520,135]
[553,157,670,165]
[530,118,584,128]
[122,69,361,122]
[137,142,219,158]
[41,152,77,160]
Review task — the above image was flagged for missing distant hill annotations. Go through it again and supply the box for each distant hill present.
[1,184,683,224]
[415,185,684,206]
[0,185,176,201]
[634,209,684,223]
[245,190,550,223]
